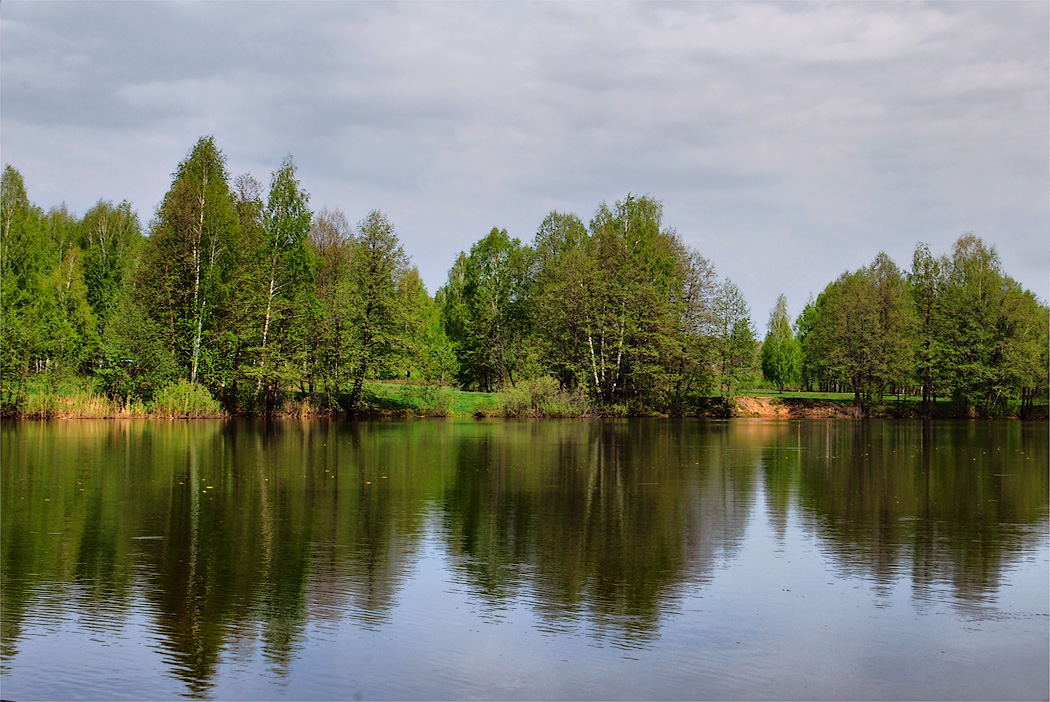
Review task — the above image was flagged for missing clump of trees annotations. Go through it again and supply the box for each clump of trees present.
[437,197,753,413]
[786,239,1048,417]
[2,136,1046,418]
[1,138,439,415]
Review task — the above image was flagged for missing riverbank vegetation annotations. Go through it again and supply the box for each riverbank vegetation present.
[2,136,1047,418]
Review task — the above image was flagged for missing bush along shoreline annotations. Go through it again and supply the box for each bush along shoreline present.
[5,379,1045,421]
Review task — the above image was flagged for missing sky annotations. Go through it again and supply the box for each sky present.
[2,1,1048,324]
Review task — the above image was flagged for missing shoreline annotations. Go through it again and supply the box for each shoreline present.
[4,393,1046,421]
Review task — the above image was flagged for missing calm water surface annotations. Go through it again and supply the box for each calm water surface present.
[1,419,1047,700]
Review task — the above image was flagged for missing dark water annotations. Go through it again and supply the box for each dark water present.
[1,419,1047,700]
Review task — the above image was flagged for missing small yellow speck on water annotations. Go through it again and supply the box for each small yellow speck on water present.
[45,498,50,501]
[366,481,371,485]
[206,486,213,489]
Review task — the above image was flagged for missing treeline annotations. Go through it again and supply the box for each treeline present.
[1,136,1046,417]
[763,242,1048,417]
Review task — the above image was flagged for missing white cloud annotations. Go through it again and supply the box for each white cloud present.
[1,0,1046,316]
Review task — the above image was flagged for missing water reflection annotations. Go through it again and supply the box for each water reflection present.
[771,421,1049,608]
[440,421,758,645]
[1,418,1046,698]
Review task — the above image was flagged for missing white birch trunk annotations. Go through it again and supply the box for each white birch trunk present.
[190,168,208,384]
[588,332,600,391]
[255,266,277,397]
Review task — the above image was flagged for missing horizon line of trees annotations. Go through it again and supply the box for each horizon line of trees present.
[2,136,1047,417]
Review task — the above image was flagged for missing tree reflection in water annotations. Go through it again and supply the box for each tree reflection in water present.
[1,418,1046,696]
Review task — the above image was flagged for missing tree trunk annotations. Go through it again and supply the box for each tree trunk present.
[190,167,208,384]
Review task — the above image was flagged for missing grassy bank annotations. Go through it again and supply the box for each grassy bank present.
[4,377,1045,420]
[3,378,225,419]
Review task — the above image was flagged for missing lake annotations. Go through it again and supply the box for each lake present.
[1,418,1047,700]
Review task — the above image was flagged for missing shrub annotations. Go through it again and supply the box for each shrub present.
[493,377,591,418]
[151,380,223,418]
[422,386,455,416]
[24,391,59,419]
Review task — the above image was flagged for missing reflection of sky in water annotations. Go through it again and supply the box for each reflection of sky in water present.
[6,485,1047,700]
[2,420,1047,700]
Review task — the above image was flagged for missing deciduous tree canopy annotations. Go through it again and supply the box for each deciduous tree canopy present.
[2,138,1045,417]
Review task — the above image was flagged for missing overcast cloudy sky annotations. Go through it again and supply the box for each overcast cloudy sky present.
[2,1,1047,322]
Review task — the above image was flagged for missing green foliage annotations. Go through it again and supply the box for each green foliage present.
[909,243,948,413]
[582,195,684,408]
[802,252,915,411]
[418,285,458,384]
[669,249,719,412]
[917,235,1049,417]
[527,211,594,391]
[303,207,352,409]
[341,211,420,411]
[137,136,241,390]
[712,278,757,399]
[421,385,456,417]
[441,227,532,392]
[394,382,456,416]
[79,200,142,323]
[794,296,820,392]
[4,145,1045,420]
[97,263,179,402]
[491,376,591,417]
[151,379,223,418]
[242,156,316,413]
[515,196,708,413]
[1,166,49,409]
[760,294,801,392]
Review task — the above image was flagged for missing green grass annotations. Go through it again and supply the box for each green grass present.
[366,381,496,416]
[747,388,940,404]
[7,373,1043,419]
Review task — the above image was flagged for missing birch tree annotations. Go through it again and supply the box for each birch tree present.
[249,157,314,411]
[306,207,353,407]
[582,195,683,407]
[0,166,47,408]
[79,200,142,324]
[712,278,756,400]
[138,136,239,388]
[671,248,718,410]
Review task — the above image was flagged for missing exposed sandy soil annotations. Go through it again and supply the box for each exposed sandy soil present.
[731,395,856,419]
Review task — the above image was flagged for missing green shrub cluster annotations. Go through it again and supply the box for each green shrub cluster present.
[151,380,223,418]
[489,377,592,418]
